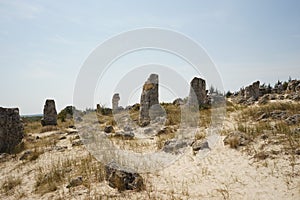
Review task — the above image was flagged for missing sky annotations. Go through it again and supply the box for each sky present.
[0,0,300,114]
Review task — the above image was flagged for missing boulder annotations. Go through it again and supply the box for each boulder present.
[105,161,144,191]
[104,125,114,133]
[223,131,251,148]
[258,94,269,105]
[66,176,83,188]
[114,131,135,140]
[192,140,210,152]
[162,139,193,154]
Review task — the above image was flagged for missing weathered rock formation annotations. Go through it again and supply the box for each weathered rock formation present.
[112,93,120,112]
[139,74,159,126]
[0,107,24,153]
[41,99,57,126]
[287,80,300,94]
[244,81,260,100]
[235,81,261,104]
[105,161,144,191]
[188,77,207,106]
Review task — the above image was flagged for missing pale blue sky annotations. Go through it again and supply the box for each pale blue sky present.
[0,0,299,114]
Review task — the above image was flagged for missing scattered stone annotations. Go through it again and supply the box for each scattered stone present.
[124,125,133,132]
[74,135,80,140]
[105,161,144,191]
[260,134,268,140]
[75,117,83,122]
[41,99,57,126]
[294,128,300,134]
[278,95,285,100]
[285,114,300,125]
[223,131,251,148]
[139,74,159,126]
[104,125,114,133]
[53,146,68,152]
[292,94,300,101]
[0,107,24,153]
[270,110,287,120]
[144,128,154,135]
[188,77,207,106]
[155,126,174,136]
[66,176,83,188]
[66,128,78,135]
[59,136,67,140]
[114,131,135,140]
[258,94,269,105]
[162,139,193,154]
[257,113,269,121]
[192,140,210,152]
[19,150,32,160]
[72,140,83,147]
[253,152,269,160]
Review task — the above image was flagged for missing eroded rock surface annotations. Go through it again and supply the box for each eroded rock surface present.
[41,99,57,126]
[139,74,159,126]
[0,107,24,153]
[188,77,207,106]
[112,93,120,112]
[105,161,144,191]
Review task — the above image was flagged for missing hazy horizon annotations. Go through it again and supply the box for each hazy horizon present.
[1,0,300,115]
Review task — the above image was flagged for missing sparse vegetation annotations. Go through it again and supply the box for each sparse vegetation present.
[1,91,300,199]
[2,176,22,194]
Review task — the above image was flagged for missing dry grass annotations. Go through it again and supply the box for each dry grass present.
[242,102,300,120]
[156,131,176,150]
[34,153,105,195]
[23,121,42,134]
[230,101,300,175]
[40,125,59,133]
[162,103,181,126]
[1,176,22,194]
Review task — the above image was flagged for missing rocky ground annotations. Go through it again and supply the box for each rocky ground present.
[0,98,300,200]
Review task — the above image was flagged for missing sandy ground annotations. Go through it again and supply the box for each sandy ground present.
[0,108,300,200]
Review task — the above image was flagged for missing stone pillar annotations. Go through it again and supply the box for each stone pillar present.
[139,74,159,126]
[0,107,24,153]
[112,93,120,112]
[41,99,57,126]
[188,77,207,106]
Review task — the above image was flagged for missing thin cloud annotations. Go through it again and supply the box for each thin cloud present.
[22,60,56,80]
[47,34,76,46]
[0,0,43,20]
